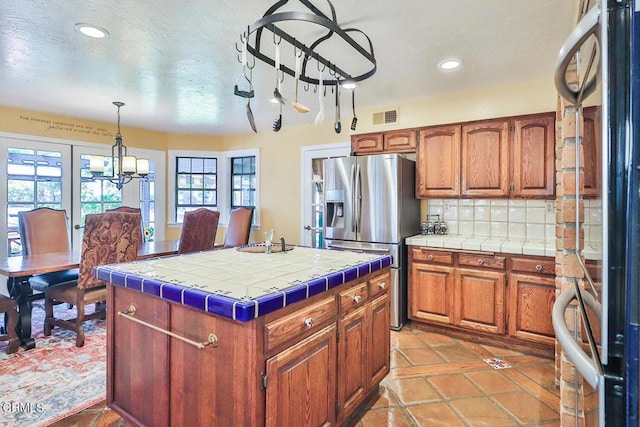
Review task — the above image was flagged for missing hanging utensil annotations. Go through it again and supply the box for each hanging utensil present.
[292,49,310,113]
[314,67,324,125]
[334,84,341,133]
[247,98,257,133]
[273,40,285,105]
[273,102,282,132]
[237,36,256,132]
[350,89,357,131]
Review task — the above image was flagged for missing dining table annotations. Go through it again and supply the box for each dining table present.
[0,239,179,350]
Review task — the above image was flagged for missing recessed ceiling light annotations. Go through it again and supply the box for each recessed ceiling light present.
[439,59,461,71]
[74,23,109,39]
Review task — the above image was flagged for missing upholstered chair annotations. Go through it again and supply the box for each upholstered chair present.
[177,208,220,254]
[221,206,254,248]
[44,211,141,347]
[0,295,20,354]
[18,208,79,292]
[106,205,144,246]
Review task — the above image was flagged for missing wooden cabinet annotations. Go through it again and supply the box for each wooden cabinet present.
[461,120,510,197]
[582,106,602,197]
[351,132,383,154]
[108,268,391,427]
[507,256,556,345]
[416,112,556,199]
[416,126,461,197]
[454,267,506,335]
[511,113,556,197]
[351,129,417,154]
[409,262,454,325]
[409,249,560,349]
[266,325,337,427]
[336,275,391,421]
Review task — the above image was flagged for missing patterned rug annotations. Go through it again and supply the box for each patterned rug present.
[0,303,106,427]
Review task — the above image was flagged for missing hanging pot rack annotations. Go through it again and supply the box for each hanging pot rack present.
[237,0,377,87]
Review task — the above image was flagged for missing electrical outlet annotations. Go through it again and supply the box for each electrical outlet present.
[444,201,450,212]
[546,201,554,213]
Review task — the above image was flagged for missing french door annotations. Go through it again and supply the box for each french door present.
[0,135,72,259]
[2,134,165,258]
[299,143,350,247]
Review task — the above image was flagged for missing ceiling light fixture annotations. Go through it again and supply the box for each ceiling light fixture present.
[89,102,149,190]
[439,59,461,71]
[74,23,109,39]
[341,81,357,90]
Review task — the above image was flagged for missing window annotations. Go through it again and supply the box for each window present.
[6,148,64,255]
[168,149,259,227]
[79,154,122,226]
[175,156,217,223]
[231,156,256,208]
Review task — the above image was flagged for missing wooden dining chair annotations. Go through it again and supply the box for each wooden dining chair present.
[18,207,79,293]
[220,206,254,248]
[178,208,220,254]
[0,295,20,354]
[44,211,142,347]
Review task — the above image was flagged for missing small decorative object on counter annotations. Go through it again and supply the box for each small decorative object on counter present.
[437,220,447,235]
[420,221,429,235]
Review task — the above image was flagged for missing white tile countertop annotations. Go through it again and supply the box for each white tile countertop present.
[406,234,602,260]
[94,246,392,321]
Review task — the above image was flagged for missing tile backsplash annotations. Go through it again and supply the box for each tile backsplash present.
[423,198,602,246]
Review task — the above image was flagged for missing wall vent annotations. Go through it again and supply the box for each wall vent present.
[372,109,398,125]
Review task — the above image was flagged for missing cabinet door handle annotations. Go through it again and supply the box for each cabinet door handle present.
[353,295,363,304]
[536,264,543,271]
[427,254,434,261]
[304,317,314,328]
[379,282,386,290]
[477,259,484,265]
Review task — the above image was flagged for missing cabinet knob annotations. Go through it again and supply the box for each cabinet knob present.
[535,264,543,271]
[379,282,386,290]
[427,254,434,261]
[354,295,363,304]
[477,259,484,265]
[304,317,314,328]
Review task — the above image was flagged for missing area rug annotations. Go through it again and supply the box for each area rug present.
[0,304,106,427]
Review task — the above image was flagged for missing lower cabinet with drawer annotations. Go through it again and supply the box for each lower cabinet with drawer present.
[108,268,391,427]
[409,247,557,350]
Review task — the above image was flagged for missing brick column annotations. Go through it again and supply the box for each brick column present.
[555,61,599,425]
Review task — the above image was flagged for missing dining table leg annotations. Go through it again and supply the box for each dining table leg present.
[7,276,36,350]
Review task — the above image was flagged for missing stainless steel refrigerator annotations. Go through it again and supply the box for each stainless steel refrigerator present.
[323,153,420,330]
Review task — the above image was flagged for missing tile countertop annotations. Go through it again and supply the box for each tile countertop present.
[94,246,392,322]
[405,234,602,261]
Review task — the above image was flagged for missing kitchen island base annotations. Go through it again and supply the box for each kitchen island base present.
[106,268,391,427]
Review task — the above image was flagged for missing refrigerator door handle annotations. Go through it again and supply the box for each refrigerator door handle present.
[355,163,361,233]
[326,243,391,255]
[350,164,356,233]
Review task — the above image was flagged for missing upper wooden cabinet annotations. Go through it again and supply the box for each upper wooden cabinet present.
[416,112,557,199]
[461,120,510,197]
[416,126,461,198]
[351,129,417,154]
[351,132,383,154]
[511,113,556,197]
[582,106,602,197]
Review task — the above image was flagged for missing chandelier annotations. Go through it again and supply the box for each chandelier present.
[89,101,149,190]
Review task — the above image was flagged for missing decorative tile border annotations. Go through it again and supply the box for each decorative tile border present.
[483,357,512,370]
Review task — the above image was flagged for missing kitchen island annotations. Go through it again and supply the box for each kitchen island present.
[96,246,392,427]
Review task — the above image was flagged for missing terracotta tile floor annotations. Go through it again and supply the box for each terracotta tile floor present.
[51,324,559,427]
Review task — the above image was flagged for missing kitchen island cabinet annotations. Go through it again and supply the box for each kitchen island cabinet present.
[99,247,392,427]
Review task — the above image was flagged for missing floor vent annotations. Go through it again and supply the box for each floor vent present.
[373,109,398,125]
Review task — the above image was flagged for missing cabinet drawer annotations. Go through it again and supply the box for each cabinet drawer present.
[338,282,368,314]
[264,297,337,352]
[458,253,505,270]
[368,272,390,299]
[511,257,555,276]
[411,248,453,265]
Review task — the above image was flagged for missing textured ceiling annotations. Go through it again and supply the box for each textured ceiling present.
[0,0,577,135]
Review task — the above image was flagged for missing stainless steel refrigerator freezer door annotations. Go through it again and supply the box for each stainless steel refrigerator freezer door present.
[356,154,401,244]
[323,157,357,241]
